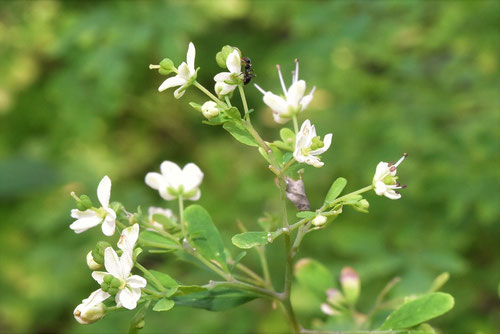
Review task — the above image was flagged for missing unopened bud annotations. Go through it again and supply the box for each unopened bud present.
[326,288,344,308]
[86,251,103,270]
[312,214,327,226]
[74,302,106,324]
[158,58,175,75]
[92,241,112,265]
[216,45,241,69]
[201,101,220,119]
[353,199,370,213]
[340,267,360,305]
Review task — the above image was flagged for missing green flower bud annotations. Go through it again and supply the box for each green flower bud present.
[159,58,175,75]
[103,274,114,284]
[101,282,109,292]
[340,267,360,305]
[216,45,241,69]
[92,241,112,265]
[79,195,93,210]
[353,199,370,213]
[110,277,122,288]
[108,287,119,296]
[312,214,327,226]
[86,251,103,270]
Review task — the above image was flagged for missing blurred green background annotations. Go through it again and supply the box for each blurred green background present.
[1,0,499,333]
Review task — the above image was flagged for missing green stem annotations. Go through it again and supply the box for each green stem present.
[279,158,296,176]
[256,246,272,288]
[143,222,179,243]
[330,185,374,206]
[135,263,166,293]
[178,195,185,236]
[142,288,165,298]
[225,96,232,107]
[292,115,299,134]
[193,81,227,109]
[205,280,279,300]
[139,239,181,250]
[189,247,232,281]
[238,85,249,117]
[233,262,266,286]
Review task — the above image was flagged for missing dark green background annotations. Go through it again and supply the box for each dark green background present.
[0,1,499,333]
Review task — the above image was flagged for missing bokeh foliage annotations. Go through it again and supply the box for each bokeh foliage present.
[0,1,499,333]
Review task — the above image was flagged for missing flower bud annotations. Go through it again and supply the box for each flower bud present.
[216,45,241,69]
[326,288,344,308]
[158,58,175,75]
[73,290,108,325]
[201,101,220,119]
[92,241,112,265]
[340,267,360,305]
[353,199,370,213]
[312,214,327,226]
[86,251,103,270]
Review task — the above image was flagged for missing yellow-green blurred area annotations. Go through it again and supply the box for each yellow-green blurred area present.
[1,0,499,333]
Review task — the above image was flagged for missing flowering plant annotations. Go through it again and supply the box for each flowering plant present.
[70,43,454,333]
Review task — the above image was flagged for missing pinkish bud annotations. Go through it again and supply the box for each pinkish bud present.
[340,267,360,305]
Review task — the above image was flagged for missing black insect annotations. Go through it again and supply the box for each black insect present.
[242,56,256,85]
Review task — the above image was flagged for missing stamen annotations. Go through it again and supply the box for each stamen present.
[388,162,394,167]
[389,166,397,172]
[276,64,288,98]
[294,58,299,83]
[149,64,160,69]
[254,84,266,95]
[401,184,407,188]
[394,153,408,167]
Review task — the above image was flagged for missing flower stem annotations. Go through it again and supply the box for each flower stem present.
[238,85,249,117]
[256,246,272,288]
[292,116,299,134]
[178,195,185,236]
[330,185,374,206]
[135,262,167,293]
[204,280,279,300]
[142,288,165,298]
[193,81,227,109]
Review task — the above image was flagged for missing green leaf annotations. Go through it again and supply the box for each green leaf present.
[294,258,334,298]
[225,107,241,120]
[230,251,247,271]
[296,211,317,219]
[152,213,177,229]
[232,232,269,249]
[185,205,228,271]
[139,231,179,248]
[172,287,258,311]
[152,298,175,312]
[324,177,347,205]
[280,127,296,146]
[223,121,258,147]
[149,270,178,297]
[378,292,455,330]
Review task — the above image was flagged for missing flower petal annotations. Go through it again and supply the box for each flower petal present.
[116,287,139,310]
[384,189,401,200]
[119,252,133,278]
[186,42,196,72]
[226,50,241,74]
[101,209,116,236]
[127,275,147,289]
[263,92,289,115]
[158,75,185,92]
[173,85,187,99]
[374,180,387,196]
[103,247,122,278]
[287,80,306,108]
[145,172,164,190]
[91,271,108,284]
[185,188,201,201]
[160,161,183,190]
[97,176,112,208]
[84,288,110,304]
[181,163,204,193]
[70,212,102,233]
[118,224,139,254]
[300,86,315,111]
[214,72,232,82]
[71,209,96,219]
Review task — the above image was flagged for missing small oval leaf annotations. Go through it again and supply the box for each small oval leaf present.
[149,270,179,297]
[324,177,347,205]
[232,232,269,249]
[152,298,175,312]
[379,292,455,330]
[223,121,258,147]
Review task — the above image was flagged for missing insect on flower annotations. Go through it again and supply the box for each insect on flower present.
[242,56,256,85]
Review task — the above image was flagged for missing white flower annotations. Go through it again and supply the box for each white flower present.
[158,42,197,99]
[73,289,109,324]
[117,224,139,257]
[145,161,203,201]
[372,153,407,200]
[201,101,220,119]
[70,176,117,236]
[148,207,175,231]
[214,50,241,96]
[255,60,315,124]
[92,247,147,310]
[293,120,332,168]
